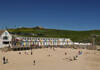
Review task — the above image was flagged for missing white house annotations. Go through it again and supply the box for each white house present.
[0,30,12,48]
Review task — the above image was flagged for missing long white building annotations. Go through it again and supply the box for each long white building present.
[14,37,73,47]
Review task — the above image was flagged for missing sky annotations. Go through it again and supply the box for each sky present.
[0,0,100,31]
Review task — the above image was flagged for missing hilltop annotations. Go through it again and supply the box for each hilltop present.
[8,27,100,45]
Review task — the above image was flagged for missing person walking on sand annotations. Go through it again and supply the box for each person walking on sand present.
[33,60,36,65]
[73,56,76,60]
[31,52,33,55]
[3,56,6,64]
[53,47,55,51]
[48,54,51,56]
[6,59,8,63]
[19,52,21,54]
[75,55,78,60]
[78,51,82,55]
[65,52,67,55]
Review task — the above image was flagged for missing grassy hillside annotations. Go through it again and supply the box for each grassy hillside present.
[8,27,100,44]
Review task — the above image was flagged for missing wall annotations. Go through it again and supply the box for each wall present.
[0,30,12,48]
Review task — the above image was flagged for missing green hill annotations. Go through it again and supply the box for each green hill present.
[8,27,100,45]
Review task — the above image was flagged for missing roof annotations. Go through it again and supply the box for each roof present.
[0,30,5,36]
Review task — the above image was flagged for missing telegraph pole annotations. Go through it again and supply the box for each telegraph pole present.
[92,36,96,50]
[91,34,100,50]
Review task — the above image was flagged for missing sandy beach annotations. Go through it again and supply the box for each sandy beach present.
[0,48,100,70]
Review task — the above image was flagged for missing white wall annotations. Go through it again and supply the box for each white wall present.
[0,37,2,48]
[0,30,12,48]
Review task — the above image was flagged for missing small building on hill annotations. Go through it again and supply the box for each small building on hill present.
[0,30,12,48]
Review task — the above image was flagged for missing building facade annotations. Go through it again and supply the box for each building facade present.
[0,30,12,48]
[13,37,73,47]
[0,30,92,49]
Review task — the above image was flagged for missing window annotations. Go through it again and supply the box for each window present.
[3,36,8,40]
[3,41,9,44]
[5,32,8,35]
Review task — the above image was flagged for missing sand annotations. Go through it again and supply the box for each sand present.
[0,48,100,70]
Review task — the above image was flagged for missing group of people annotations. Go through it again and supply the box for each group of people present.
[2,48,83,66]
[18,51,33,55]
[64,50,83,62]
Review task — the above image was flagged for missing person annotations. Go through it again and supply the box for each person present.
[3,56,6,64]
[69,57,73,61]
[48,54,51,56]
[33,60,36,65]
[6,59,8,63]
[19,52,21,54]
[69,58,73,61]
[80,51,82,55]
[73,56,76,60]
[65,52,67,55]
[78,51,81,55]
[78,51,82,55]
[75,55,78,60]
[53,47,55,51]
[26,50,28,55]
[76,55,78,58]
[31,52,33,55]
[24,51,26,54]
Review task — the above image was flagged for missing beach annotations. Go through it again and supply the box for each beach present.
[0,48,100,70]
